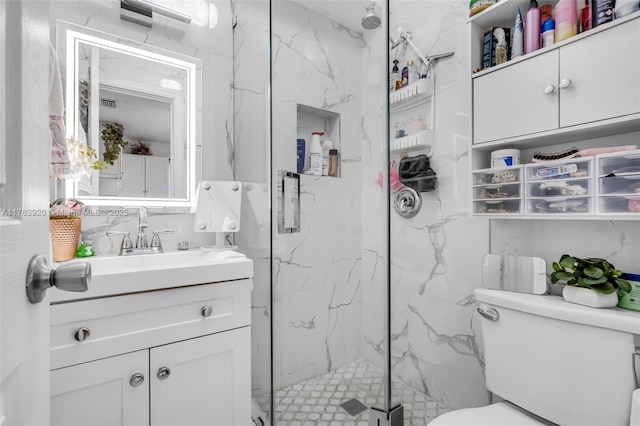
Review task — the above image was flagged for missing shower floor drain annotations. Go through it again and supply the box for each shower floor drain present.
[340,398,368,416]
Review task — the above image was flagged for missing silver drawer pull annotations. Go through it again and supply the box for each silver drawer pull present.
[477,307,500,321]
[130,373,145,387]
[201,305,213,318]
[74,327,91,342]
[157,367,171,380]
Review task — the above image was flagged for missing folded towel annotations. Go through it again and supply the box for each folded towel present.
[49,42,71,177]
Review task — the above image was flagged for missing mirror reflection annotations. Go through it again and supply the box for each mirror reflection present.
[61,22,200,207]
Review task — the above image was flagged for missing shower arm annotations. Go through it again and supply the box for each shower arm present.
[399,32,454,74]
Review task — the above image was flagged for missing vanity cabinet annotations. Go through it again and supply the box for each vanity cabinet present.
[473,15,640,144]
[50,278,252,425]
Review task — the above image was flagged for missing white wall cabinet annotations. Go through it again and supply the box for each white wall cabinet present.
[50,279,252,425]
[121,154,170,198]
[473,15,640,144]
[469,1,640,219]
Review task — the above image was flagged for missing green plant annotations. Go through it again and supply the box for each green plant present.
[101,122,128,165]
[551,254,631,295]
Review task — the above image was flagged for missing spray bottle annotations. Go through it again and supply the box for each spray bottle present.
[511,7,524,58]
[524,0,541,54]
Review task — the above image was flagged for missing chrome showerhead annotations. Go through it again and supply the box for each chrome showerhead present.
[361,2,381,30]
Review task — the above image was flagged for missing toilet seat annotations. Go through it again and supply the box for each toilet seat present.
[428,402,549,426]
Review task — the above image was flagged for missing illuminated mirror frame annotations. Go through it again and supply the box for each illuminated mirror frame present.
[61,22,200,208]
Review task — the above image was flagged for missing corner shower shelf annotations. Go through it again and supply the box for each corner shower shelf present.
[390,129,433,156]
[390,78,433,112]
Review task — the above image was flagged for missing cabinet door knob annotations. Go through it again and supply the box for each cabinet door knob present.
[544,84,555,94]
[559,78,572,89]
[201,305,213,318]
[157,367,171,380]
[129,373,145,387]
[74,327,91,342]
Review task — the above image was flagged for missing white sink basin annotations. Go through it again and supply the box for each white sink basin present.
[50,249,253,303]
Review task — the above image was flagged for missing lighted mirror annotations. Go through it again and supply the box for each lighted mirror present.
[60,21,201,207]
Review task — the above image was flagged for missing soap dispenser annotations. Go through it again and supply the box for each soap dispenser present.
[308,132,324,176]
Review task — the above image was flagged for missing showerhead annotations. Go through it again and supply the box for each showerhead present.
[361,2,381,30]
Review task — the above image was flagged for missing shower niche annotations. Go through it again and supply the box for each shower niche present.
[296,104,341,179]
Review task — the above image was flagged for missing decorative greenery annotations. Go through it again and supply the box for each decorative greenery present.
[130,140,153,156]
[66,136,106,179]
[551,254,631,295]
[101,122,128,165]
[50,198,85,219]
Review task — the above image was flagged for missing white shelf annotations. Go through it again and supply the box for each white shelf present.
[390,79,433,112]
[390,129,433,156]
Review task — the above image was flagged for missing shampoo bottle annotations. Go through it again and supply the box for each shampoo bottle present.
[308,132,324,176]
[511,7,524,58]
[555,0,578,42]
[321,139,333,176]
[391,60,399,91]
[524,0,541,54]
[401,63,409,87]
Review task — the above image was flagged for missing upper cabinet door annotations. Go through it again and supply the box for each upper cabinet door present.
[559,19,640,128]
[473,50,560,144]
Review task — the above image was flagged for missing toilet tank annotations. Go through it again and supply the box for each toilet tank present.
[476,288,639,426]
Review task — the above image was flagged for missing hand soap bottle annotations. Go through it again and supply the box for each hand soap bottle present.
[524,0,541,54]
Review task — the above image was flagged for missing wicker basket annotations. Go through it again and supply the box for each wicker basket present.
[50,217,81,261]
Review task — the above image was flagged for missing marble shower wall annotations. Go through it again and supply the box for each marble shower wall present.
[270,1,365,390]
[232,0,272,397]
[361,0,491,410]
[50,0,233,250]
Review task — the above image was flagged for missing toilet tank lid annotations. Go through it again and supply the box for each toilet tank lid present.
[475,288,640,335]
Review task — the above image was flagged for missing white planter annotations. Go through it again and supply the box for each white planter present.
[562,285,619,308]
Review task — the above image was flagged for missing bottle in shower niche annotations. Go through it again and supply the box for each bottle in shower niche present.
[308,132,324,176]
[401,62,410,87]
[328,149,339,177]
[524,0,541,54]
[321,139,333,176]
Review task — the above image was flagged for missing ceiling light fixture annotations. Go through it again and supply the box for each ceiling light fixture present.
[120,0,192,26]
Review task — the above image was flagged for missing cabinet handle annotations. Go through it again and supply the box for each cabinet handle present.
[544,84,555,94]
[201,305,213,318]
[559,78,572,89]
[157,367,171,380]
[74,327,91,342]
[130,373,145,387]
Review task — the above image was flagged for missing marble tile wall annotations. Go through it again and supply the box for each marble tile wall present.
[270,0,365,390]
[360,0,492,410]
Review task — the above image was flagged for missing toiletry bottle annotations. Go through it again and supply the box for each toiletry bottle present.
[328,149,339,177]
[407,59,419,82]
[541,19,555,47]
[409,115,426,134]
[401,62,409,87]
[418,59,428,79]
[493,28,508,65]
[296,139,305,173]
[391,60,399,91]
[540,4,553,23]
[321,139,333,176]
[511,7,524,58]
[592,0,615,28]
[308,132,324,176]
[524,0,541,54]
[580,0,592,32]
[555,0,577,42]
[395,63,403,90]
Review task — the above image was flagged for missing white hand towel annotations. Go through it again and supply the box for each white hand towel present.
[630,389,640,426]
[49,42,71,177]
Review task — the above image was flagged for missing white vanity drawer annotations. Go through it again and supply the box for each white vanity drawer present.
[50,279,251,370]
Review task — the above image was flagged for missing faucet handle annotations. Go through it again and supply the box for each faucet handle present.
[150,229,174,251]
[106,231,133,253]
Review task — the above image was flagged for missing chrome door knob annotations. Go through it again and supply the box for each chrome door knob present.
[26,255,90,304]
[201,305,213,318]
[129,373,145,387]
[74,327,91,342]
[157,367,171,380]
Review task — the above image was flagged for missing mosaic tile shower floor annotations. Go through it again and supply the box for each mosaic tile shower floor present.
[253,359,451,426]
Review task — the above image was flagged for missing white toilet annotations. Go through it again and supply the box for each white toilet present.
[429,288,639,426]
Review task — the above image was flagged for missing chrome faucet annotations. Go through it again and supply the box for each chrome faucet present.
[135,207,149,248]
